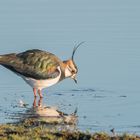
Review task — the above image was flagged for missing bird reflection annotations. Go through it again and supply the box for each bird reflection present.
[32,97,63,118]
[33,97,42,107]
[11,97,77,126]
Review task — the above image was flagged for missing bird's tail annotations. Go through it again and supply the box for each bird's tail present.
[0,55,2,63]
[0,54,17,65]
[0,55,7,64]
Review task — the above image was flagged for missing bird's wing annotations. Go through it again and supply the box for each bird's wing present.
[0,49,63,80]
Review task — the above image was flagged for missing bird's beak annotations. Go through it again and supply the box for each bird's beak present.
[71,75,77,84]
[73,78,77,84]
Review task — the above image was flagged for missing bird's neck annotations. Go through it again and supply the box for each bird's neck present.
[64,67,72,78]
[62,60,72,78]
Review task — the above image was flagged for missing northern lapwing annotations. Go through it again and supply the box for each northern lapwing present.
[0,42,84,98]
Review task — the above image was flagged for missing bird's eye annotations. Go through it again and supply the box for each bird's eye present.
[67,66,76,74]
[71,70,75,73]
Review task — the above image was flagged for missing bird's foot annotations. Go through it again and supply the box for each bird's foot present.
[34,95,37,98]
[39,95,43,98]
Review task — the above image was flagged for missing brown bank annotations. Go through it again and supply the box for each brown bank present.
[0,122,140,140]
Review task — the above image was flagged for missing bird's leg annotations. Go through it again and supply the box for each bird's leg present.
[38,97,43,107]
[38,89,43,98]
[33,88,37,97]
[33,97,37,107]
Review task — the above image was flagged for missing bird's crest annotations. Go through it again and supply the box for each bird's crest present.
[71,41,85,61]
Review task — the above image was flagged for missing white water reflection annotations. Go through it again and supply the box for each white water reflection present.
[9,97,77,126]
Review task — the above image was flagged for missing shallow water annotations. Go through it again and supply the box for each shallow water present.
[1,84,140,134]
[0,0,140,135]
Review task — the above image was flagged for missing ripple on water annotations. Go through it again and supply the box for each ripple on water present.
[71,88,96,92]
[0,86,140,134]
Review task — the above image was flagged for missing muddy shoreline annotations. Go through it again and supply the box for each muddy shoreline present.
[0,121,140,140]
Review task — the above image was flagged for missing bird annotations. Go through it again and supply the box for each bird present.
[0,42,84,98]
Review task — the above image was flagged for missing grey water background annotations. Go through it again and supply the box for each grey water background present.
[0,0,140,134]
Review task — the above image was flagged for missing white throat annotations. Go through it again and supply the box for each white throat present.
[65,67,72,78]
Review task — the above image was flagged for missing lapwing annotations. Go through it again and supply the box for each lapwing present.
[0,42,84,98]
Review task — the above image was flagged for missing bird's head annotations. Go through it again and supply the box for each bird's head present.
[63,42,84,84]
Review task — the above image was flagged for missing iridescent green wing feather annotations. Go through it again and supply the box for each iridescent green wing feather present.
[0,49,63,80]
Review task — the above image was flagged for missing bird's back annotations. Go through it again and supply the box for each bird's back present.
[0,49,65,80]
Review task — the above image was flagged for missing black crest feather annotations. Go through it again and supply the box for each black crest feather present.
[72,42,85,61]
